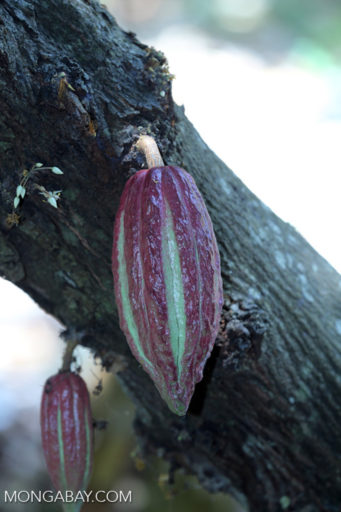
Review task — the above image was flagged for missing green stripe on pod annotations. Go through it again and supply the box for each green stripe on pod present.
[117,211,153,370]
[161,200,186,380]
[57,404,67,492]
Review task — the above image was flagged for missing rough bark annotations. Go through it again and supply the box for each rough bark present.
[0,1,340,511]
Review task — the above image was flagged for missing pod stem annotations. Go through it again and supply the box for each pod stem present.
[61,338,79,372]
[136,135,164,168]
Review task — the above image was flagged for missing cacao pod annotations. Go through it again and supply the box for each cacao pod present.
[40,372,93,504]
[112,166,223,415]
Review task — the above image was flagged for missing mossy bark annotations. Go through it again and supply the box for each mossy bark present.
[0,1,340,510]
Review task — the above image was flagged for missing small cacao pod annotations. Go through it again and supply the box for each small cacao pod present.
[112,165,223,415]
[40,372,93,500]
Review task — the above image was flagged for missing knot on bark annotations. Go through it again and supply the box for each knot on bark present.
[217,297,268,369]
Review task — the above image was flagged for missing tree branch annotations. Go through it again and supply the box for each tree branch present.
[0,1,340,510]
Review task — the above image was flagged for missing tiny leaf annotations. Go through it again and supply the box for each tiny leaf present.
[16,185,26,198]
[47,197,58,208]
[13,196,20,208]
[51,167,63,175]
[35,163,44,168]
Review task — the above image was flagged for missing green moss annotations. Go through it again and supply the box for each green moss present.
[0,141,13,151]
[280,496,291,509]
[63,188,80,202]
[59,224,80,246]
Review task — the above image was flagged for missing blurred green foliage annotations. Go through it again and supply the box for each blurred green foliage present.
[84,374,241,511]
[272,0,341,54]
[183,0,341,62]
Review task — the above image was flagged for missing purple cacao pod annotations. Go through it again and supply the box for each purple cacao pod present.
[112,166,223,415]
[40,372,93,498]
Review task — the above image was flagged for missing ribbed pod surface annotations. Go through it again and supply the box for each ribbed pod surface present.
[112,166,223,415]
[40,372,93,502]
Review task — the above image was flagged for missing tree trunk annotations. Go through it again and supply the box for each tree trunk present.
[0,1,340,510]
